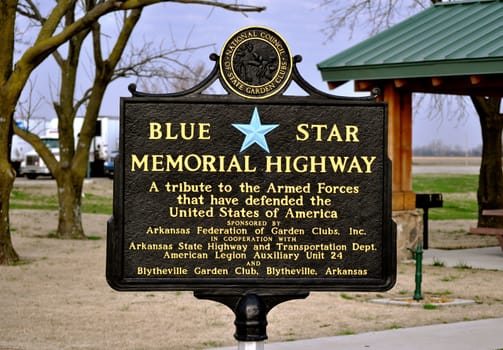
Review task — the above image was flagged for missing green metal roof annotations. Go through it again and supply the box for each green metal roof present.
[318,0,503,82]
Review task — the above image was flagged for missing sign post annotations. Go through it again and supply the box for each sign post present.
[107,26,396,346]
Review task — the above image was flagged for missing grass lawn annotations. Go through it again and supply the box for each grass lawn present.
[412,174,478,220]
[11,182,112,215]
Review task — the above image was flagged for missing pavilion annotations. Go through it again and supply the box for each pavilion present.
[317,0,503,257]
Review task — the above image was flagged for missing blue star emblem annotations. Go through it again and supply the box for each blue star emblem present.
[232,107,279,153]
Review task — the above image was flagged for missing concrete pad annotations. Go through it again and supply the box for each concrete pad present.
[210,318,503,350]
[369,297,475,307]
[423,247,503,271]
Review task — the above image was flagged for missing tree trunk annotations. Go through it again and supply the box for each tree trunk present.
[471,96,503,228]
[0,1,20,264]
[56,169,86,239]
[0,165,19,264]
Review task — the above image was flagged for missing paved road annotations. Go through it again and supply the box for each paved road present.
[412,165,479,174]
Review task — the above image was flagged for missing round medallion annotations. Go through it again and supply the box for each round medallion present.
[220,26,293,99]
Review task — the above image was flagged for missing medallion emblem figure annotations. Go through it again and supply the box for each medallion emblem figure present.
[220,26,293,99]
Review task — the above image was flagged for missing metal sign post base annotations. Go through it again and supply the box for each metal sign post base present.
[195,291,309,347]
[238,341,264,350]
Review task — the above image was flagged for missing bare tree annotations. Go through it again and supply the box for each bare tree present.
[15,3,216,239]
[137,60,211,93]
[321,0,428,40]
[0,0,265,264]
[471,97,503,227]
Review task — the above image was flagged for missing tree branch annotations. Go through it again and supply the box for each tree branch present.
[18,0,265,73]
[117,0,265,13]
[16,0,47,23]
[321,0,427,40]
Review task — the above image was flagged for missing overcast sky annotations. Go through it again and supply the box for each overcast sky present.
[26,0,483,149]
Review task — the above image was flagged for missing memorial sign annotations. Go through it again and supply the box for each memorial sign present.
[107,27,395,293]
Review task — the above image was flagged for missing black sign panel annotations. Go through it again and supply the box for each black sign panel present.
[107,95,395,292]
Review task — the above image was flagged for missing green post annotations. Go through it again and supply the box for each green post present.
[412,242,423,301]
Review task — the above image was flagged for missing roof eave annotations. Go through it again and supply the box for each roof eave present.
[319,58,503,83]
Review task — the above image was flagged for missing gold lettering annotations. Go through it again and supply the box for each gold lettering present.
[296,123,309,141]
[345,125,359,142]
[148,122,211,140]
[149,122,163,139]
[131,154,148,171]
[193,267,229,275]
[295,123,360,142]
[149,181,159,192]
[129,154,256,173]
[265,156,374,173]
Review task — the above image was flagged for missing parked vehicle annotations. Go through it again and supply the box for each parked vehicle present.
[104,150,118,179]
[85,116,119,177]
[11,135,33,176]
[18,116,119,179]
[10,119,46,176]
[20,136,59,179]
